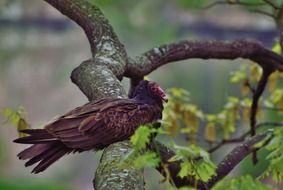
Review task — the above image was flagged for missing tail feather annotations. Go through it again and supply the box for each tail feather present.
[18,143,51,160]
[14,129,55,144]
[14,128,73,173]
[20,129,51,135]
[32,147,71,173]
[24,142,61,167]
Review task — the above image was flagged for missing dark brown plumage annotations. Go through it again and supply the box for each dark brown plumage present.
[14,80,167,173]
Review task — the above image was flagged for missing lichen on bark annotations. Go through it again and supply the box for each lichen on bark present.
[71,59,126,101]
[94,141,144,190]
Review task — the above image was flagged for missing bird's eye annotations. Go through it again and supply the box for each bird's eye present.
[152,87,157,92]
[150,85,161,96]
[150,86,159,94]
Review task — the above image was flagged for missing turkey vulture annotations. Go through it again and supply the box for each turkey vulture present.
[14,80,167,173]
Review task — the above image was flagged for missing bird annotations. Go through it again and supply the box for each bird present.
[14,80,167,174]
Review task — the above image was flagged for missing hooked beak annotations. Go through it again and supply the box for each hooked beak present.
[162,94,169,103]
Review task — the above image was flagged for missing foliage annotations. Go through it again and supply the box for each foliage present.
[1,107,30,137]
[168,144,216,182]
[213,175,274,190]
[262,127,283,183]
[127,125,161,169]
[127,124,216,184]
[130,125,154,150]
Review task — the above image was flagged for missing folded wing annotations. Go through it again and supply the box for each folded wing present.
[45,98,162,150]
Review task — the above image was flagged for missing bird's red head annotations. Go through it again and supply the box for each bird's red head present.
[148,81,168,103]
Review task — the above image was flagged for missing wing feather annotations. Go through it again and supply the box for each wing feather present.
[43,98,162,150]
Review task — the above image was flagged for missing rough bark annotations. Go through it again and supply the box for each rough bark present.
[125,40,283,78]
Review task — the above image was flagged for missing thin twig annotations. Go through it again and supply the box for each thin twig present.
[244,79,256,94]
[204,0,266,9]
[207,121,283,153]
[262,0,280,9]
[205,131,273,189]
[251,9,275,18]
[203,1,231,9]
[250,69,273,163]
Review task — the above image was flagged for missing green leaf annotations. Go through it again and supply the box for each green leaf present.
[168,154,183,162]
[196,161,216,182]
[240,98,252,107]
[17,118,30,137]
[225,97,239,109]
[179,187,197,190]
[213,175,275,190]
[134,152,160,169]
[172,143,216,181]
[1,107,25,126]
[230,70,246,83]
[272,41,281,54]
[130,125,153,150]
[178,160,192,178]
[263,127,283,183]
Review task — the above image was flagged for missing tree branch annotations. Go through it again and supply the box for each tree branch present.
[250,69,272,163]
[251,9,275,18]
[263,0,280,10]
[205,131,272,189]
[125,40,283,78]
[44,0,127,79]
[203,0,266,9]
[151,131,272,189]
[208,121,283,153]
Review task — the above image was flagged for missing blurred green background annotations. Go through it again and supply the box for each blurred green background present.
[0,0,276,189]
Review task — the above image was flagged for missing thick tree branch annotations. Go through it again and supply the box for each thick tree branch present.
[71,60,126,101]
[125,40,283,78]
[44,0,127,79]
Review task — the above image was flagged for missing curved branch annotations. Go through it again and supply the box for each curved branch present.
[125,40,283,78]
[44,0,127,78]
